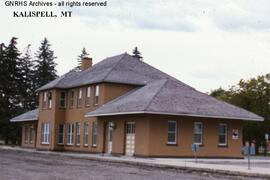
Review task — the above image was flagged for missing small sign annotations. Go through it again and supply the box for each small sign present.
[192,143,200,152]
[232,129,239,140]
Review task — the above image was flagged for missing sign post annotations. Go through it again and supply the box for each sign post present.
[192,143,199,163]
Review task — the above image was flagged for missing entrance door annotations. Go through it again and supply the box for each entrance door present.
[107,122,113,154]
[125,122,136,156]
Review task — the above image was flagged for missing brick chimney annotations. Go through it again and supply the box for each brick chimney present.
[81,57,92,71]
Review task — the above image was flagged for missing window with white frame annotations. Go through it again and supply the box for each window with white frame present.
[77,88,82,108]
[94,85,99,105]
[48,91,52,109]
[58,124,64,144]
[67,123,74,145]
[76,122,81,145]
[60,92,66,108]
[84,123,89,146]
[92,122,97,146]
[70,91,74,108]
[167,121,177,144]
[42,123,50,144]
[218,123,227,146]
[85,87,91,107]
[43,92,47,108]
[24,124,29,143]
[29,125,34,144]
[194,122,203,144]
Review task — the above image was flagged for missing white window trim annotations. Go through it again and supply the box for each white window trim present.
[76,123,81,146]
[84,123,89,146]
[194,122,203,145]
[67,124,74,145]
[167,120,177,144]
[92,122,97,147]
[94,85,99,105]
[42,123,50,145]
[58,124,64,145]
[218,123,228,146]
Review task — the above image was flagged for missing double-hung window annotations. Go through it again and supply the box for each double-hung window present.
[77,88,82,108]
[60,92,66,108]
[167,121,177,144]
[92,122,97,147]
[84,123,89,146]
[42,123,50,144]
[194,122,203,145]
[76,122,81,146]
[48,91,52,109]
[218,123,227,146]
[70,91,74,108]
[24,124,29,143]
[86,87,91,107]
[94,85,99,106]
[43,92,47,108]
[67,123,74,145]
[58,124,64,144]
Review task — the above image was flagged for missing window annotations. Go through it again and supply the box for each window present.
[60,92,66,108]
[48,91,52,109]
[67,123,74,145]
[42,92,47,108]
[58,124,64,144]
[77,88,82,108]
[84,123,89,146]
[167,121,177,144]
[70,91,74,108]
[219,124,227,146]
[92,122,97,146]
[94,85,99,105]
[24,124,29,143]
[29,125,34,144]
[76,122,81,146]
[194,122,203,145]
[85,87,91,107]
[42,123,50,144]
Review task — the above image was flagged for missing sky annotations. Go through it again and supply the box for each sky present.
[1,0,270,92]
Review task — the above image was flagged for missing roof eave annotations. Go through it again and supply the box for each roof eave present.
[10,118,38,122]
[85,111,264,121]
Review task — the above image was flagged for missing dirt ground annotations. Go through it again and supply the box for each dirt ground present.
[0,149,264,180]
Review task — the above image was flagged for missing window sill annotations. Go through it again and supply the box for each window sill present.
[58,143,64,146]
[76,144,80,147]
[41,142,50,145]
[194,143,204,147]
[66,144,74,146]
[92,145,97,148]
[84,144,89,147]
[218,144,228,148]
[59,107,66,110]
[166,143,177,146]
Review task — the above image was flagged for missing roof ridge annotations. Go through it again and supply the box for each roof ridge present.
[102,53,126,81]
[144,79,168,111]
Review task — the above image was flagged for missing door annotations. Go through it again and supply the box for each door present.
[107,122,113,154]
[125,122,136,156]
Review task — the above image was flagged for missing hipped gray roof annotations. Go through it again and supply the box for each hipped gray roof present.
[37,53,184,91]
[10,109,39,122]
[86,79,263,121]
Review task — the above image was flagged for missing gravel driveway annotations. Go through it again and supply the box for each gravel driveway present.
[0,149,264,180]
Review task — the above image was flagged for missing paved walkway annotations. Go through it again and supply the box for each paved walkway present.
[1,146,270,178]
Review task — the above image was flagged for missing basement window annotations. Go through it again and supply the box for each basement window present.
[167,121,177,144]
[194,122,203,145]
[218,123,227,146]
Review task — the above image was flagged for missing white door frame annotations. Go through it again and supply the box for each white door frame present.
[125,122,136,156]
[107,122,113,154]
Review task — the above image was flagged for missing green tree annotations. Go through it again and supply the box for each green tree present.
[132,46,142,60]
[76,47,89,70]
[34,38,57,88]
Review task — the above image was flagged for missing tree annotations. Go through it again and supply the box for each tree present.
[132,46,143,60]
[20,45,36,110]
[34,38,57,89]
[0,37,22,144]
[76,47,89,70]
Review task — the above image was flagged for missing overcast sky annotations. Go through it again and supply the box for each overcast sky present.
[1,0,270,92]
